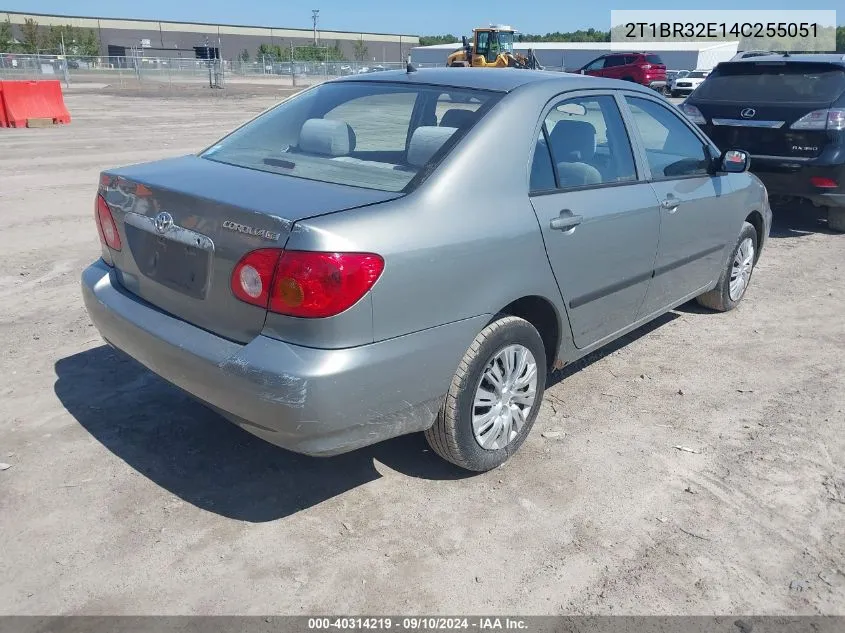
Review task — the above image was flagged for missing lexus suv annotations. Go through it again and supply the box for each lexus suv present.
[682,54,845,232]
[577,52,667,92]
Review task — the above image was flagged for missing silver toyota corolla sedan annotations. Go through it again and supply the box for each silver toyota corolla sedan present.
[82,68,772,472]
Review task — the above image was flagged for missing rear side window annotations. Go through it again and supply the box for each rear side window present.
[529,133,557,192]
[646,55,664,65]
[543,95,637,189]
[200,82,500,193]
[694,63,845,103]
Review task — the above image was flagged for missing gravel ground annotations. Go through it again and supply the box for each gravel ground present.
[0,87,843,616]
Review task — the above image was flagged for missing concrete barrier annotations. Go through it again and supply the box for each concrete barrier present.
[0,80,71,128]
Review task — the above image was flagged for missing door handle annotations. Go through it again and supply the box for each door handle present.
[660,197,681,212]
[550,210,583,232]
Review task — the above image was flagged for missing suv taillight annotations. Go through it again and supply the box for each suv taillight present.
[231,249,384,318]
[790,108,845,131]
[681,104,707,125]
[95,194,121,253]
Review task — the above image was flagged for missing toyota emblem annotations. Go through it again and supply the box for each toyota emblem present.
[154,211,174,234]
[740,108,756,119]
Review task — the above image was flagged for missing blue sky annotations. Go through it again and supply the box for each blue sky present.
[7,1,843,34]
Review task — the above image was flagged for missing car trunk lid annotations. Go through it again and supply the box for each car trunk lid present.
[691,61,845,159]
[100,155,402,343]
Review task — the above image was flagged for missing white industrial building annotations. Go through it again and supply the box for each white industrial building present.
[411,40,740,72]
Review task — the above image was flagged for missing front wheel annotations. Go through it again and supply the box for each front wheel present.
[425,316,547,472]
[696,221,758,312]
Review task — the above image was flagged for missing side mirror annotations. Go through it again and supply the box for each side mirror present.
[719,149,750,173]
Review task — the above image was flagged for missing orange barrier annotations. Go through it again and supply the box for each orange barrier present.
[0,80,71,128]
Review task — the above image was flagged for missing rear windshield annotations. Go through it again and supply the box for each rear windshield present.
[201,81,500,193]
[646,55,664,65]
[694,62,845,103]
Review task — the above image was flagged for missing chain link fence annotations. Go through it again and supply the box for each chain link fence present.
[0,53,446,88]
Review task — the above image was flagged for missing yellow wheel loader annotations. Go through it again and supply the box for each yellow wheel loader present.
[446,25,542,70]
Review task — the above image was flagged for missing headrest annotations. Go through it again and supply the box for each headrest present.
[407,126,457,167]
[439,108,477,129]
[298,119,356,156]
[548,119,597,162]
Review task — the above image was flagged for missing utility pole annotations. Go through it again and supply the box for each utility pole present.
[60,31,69,88]
[312,9,319,45]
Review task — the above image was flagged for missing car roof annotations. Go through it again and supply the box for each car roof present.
[332,67,656,93]
[719,53,845,67]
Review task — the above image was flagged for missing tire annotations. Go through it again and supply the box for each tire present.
[425,316,547,472]
[828,207,845,233]
[450,61,470,67]
[696,221,758,312]
[622,76,636,82]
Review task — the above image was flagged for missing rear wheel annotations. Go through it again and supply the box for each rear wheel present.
[828,207,845,233]
[425,316,547,472]
[450,61,470,67]
[696,221,758,312]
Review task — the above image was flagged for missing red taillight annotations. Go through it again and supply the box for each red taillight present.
[95,194,122,251]
[230,250,384,318]
[811,177,838,189]
[230,248,283,307]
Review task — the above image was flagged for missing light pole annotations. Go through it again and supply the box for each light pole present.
[312,9,319,45]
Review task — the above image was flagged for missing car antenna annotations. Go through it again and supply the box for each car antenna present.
[406,53,417,73]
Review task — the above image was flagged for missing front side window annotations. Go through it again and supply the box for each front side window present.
[583,57,606,72]
[476,31,490,59]
[604,56,624,68]
[625,96,710,179]
[201,82,500,193]
[543,95,637,189]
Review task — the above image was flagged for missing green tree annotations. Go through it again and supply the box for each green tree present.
[20,17,41,53]
[257,43,283,61]
[0,17,16,52]
[836,26,844,52]
[418,34,459,46]
[80,28,99,56]
[238,48,250,62]
[352,39,368,61]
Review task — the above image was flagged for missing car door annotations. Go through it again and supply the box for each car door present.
[528,92,661,349]
[602,55,626,80]
[621,94,739,315]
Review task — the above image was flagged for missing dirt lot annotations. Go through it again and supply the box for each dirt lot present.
[0,85,843,616]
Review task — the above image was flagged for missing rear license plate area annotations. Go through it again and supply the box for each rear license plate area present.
[126,227,211,299]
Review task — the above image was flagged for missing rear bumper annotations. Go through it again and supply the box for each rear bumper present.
[648,80,667,90]
[81,260,486,456]
[750,159,845,209]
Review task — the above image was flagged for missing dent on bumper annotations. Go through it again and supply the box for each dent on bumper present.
[81,260,487,456]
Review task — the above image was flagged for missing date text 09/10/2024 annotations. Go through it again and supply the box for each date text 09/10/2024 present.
[307,618,529,630]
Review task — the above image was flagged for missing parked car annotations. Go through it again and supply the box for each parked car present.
[82,68,771,472]
[577,52,667,92]
[682,54,845,232]
[664,70,689,95]
[670,69,711,98]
